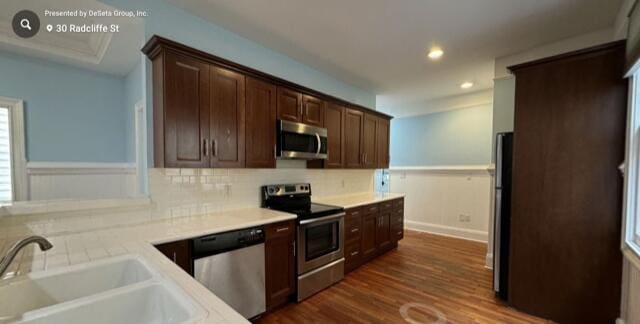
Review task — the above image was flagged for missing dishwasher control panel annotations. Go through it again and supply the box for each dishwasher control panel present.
[192,226,265,258]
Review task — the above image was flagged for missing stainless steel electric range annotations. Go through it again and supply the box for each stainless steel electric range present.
[261,183,345,301]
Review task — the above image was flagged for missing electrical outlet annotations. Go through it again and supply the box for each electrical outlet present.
[459,214,472,222]
[465,215,471,222]
[341,179,345,188]
[458,214,466,222]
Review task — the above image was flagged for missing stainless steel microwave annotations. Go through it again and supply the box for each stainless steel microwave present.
[277,120,328,160]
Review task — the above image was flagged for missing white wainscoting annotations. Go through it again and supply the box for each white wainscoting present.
[389,165,493,243]
[26,162,137,201]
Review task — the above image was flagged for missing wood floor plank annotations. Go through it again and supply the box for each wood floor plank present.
[257,230,551,324]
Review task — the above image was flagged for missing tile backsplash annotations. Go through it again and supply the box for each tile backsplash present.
[148,166,375,218]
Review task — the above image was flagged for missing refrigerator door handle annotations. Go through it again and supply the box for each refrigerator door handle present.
[493,188,502,293]
[495,134,503,188]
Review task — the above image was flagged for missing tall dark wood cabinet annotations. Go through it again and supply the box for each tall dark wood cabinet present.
[159,51,211,168]
[210,67,245,168]
[245,77,277,168]
[508,41,626,324]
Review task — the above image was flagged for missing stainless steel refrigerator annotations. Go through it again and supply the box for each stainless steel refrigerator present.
[493,132,513,300]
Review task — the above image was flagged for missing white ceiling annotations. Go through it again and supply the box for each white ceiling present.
[0,0,144,76]
[172,0,623,114]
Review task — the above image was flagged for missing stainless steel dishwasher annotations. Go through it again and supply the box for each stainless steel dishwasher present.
[192,226,266,319]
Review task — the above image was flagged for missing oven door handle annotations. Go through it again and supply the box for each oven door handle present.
[299,212,345,225]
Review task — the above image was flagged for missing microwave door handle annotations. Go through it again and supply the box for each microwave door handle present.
[315,133,321,155]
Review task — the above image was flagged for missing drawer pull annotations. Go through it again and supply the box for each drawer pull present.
[350,251,359,257]
[172,252,177,263]
[276,227,289,232]
[350,228,359,233]
[397,231,402,235]
[350,211,360,215]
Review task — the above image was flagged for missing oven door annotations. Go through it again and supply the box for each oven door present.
[297,213,344,274]
[277,120,328,159]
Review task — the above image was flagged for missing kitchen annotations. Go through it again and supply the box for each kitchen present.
[0,0,639,323]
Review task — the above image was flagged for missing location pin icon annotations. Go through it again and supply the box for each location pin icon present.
[46,24,52,32]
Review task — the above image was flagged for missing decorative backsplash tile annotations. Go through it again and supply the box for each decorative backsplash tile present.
[148,167,375,218]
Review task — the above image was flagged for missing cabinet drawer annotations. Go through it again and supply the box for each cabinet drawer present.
[346,208,362,221]
[344,241,362,273]
[392,223,404,241]
[345,219,362,242]
[266,220,295,239]
[379,200,394,211]
[362,203,379,215]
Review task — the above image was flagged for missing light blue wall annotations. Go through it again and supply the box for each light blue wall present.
[0,52,130,162]
[390,104,493,166]
[491,77,515,162]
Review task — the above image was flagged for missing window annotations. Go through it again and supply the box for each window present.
[0,107,13,201]
[624,74,640,260]
[0,97,27,202]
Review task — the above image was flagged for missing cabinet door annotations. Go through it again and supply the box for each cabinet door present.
[265,221,295,310]
[376,117,390,169]
[362,113,377,168]
[245,77,277,168]
[324,103,345,168]
[210,66,245,168]
[277,87,302,123]
[302,94,324,126]
[345,109,364,168]
[361,213,378,260]
[376,211,392,252]
[163,51,210,168]
[155,240,192,274]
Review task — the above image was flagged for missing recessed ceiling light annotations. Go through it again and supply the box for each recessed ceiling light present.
[427,47,444,60]
[460,82,474,89]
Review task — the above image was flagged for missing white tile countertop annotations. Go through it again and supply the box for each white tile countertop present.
[314,192,405,209]
[0,207,296,323]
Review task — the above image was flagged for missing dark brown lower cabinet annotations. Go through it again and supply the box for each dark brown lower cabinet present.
[155,240,192,274]
[265,220,296,311]
[508,41,626,324]
[345,198,404,274]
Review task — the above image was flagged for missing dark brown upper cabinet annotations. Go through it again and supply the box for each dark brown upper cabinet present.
[277,87,303,123]
[210,66,245,168]
[324,103,346,168]
[245,77,277,168]
[376,117,390,168]
[157,51,211,168]
[302,94,324,127]
[345,108,364,168]
[143,36,392,169]
[362,113,377,168]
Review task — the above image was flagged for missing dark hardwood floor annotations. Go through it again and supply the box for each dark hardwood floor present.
[258,230,549,324]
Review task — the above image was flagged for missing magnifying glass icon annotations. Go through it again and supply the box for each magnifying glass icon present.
[20,19,31,30]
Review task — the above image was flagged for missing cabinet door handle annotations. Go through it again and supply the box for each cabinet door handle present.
[172,252,177,263]
[203,139,209,157]
[276,226,289,232]
[212,140,218,157]
[273,144,277,159]
[351,228,359,233]
[350,251,359,257]
[292,240,296,257]
[397,231,402,235]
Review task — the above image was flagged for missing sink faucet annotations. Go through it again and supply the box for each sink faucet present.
[0,236,53,278]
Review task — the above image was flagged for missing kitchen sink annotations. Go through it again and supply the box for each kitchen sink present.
[18,283,199,324]
[0,255,204,324]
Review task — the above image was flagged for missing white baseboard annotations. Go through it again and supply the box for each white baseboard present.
[406,220,488,243]
[485,253,493,269]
